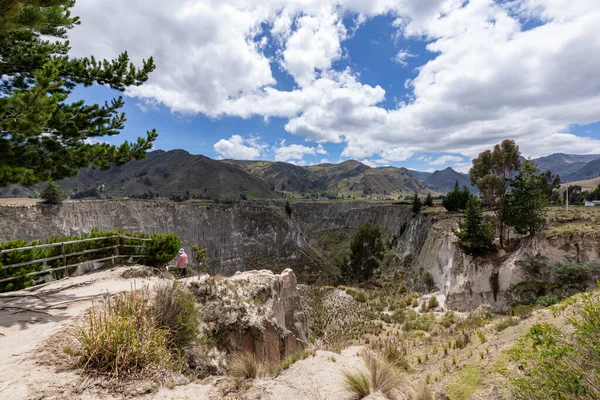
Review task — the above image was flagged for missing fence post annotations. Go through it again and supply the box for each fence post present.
[113,236,120,266]
[61,243,69,276]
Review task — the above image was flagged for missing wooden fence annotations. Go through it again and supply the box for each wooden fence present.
[0,235,153,285]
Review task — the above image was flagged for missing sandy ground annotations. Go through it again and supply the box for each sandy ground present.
[0,198,42,206]
[0,267,368,400]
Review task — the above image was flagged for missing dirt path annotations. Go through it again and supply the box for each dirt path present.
[0,268,164,399]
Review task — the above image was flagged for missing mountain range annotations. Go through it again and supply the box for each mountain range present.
[1,150,599,200]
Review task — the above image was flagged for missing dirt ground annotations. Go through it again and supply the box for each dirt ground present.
[0,268,371,400]
[0,198,42,206]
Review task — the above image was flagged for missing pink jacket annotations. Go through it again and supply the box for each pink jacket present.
[175,253,188,267]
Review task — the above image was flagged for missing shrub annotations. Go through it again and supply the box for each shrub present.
[345,287,367,303]
[428,296,439,309]
[511,304,533,319]
[494,317,519,332]
[552,263,597,285]
[285,201,293,216]
[0,239,46,292]
[146,233,181,266]
[229,351,261,379]
[404,312,436,332]
[72,288,174,378]
[506,291,600,399]
[149,281,201,349]
[41,181,64,205]
[535,295,560,307]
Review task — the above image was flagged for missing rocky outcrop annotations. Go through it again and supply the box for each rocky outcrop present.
[189,268,308,365]
[418,217,600,312]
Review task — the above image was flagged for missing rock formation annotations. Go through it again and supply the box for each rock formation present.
[189,268,308,365]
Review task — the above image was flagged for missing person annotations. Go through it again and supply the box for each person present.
[173,248,189,277]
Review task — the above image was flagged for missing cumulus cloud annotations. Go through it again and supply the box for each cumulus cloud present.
[70,0,600,160]
[392,49,417,66]
[274,143,327,163]
[213,135,266,159]
[422,155,465,166]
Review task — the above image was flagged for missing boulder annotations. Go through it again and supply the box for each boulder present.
[189,268,308,365]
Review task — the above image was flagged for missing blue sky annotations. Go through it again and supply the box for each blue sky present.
[69,0,600,172]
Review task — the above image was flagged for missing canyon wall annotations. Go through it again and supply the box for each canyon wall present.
[0,200,415,280]
[1,200,596,311]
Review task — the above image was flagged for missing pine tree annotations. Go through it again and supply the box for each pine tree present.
[455,197,495,256]
[412,192,422,214]
[0,1,157,187]
[505,160,548,236]
[425,192,434,207]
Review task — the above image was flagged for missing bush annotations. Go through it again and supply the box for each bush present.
[41,181,64,205]
[72,288,175,378]
[378,337,409,370]
[149,281,201,349]
[146,233,181,266]
[0,239,46,292]
[494,317,519,332]
[428,296,439,309]
[404,312,436,332]
[285,201,293,216]
[552,263,598,285]
[511,304,533,319]
[507,291,600,399]
[535,295,560,308]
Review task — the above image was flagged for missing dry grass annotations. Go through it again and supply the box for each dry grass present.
[229,351,261,379]
[413,385,435,400]
[149,280,201,349]
[72,288,175,378]
[342,350,404,399]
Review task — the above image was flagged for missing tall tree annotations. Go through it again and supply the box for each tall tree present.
[505,160,548,236]
[455,196,495,256]
[346,221,384,282]
[412,191,422,214]
[425,192,434,207]
[539,170,561,198]
[469,139,521,247]
[0,0,157,187]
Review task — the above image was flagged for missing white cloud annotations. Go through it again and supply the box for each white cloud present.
[70,0,600,160]
[213,135,265,159]
[319,158,330,164]
[424,155,464,166]
[392,49,417,67]
[360,159,377,168]
[274,143,327,163]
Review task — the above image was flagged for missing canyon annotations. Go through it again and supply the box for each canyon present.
[0,200,597,312]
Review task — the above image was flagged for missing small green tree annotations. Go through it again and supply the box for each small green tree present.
[347,221,384,282]
[505,160,548,236]
[191,245,209,273]
[425,192,434,207]
[442,181,470,211]
[455,197,495,256]
[412,192,422,214]
[40,181,63,204]
[285,200,293,216]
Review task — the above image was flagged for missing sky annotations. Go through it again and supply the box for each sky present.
[68,0,600,173]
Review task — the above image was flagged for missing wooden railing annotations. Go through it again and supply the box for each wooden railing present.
[0,235,152,285]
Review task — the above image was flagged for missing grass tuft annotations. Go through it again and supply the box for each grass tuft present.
[229,351,261,379]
